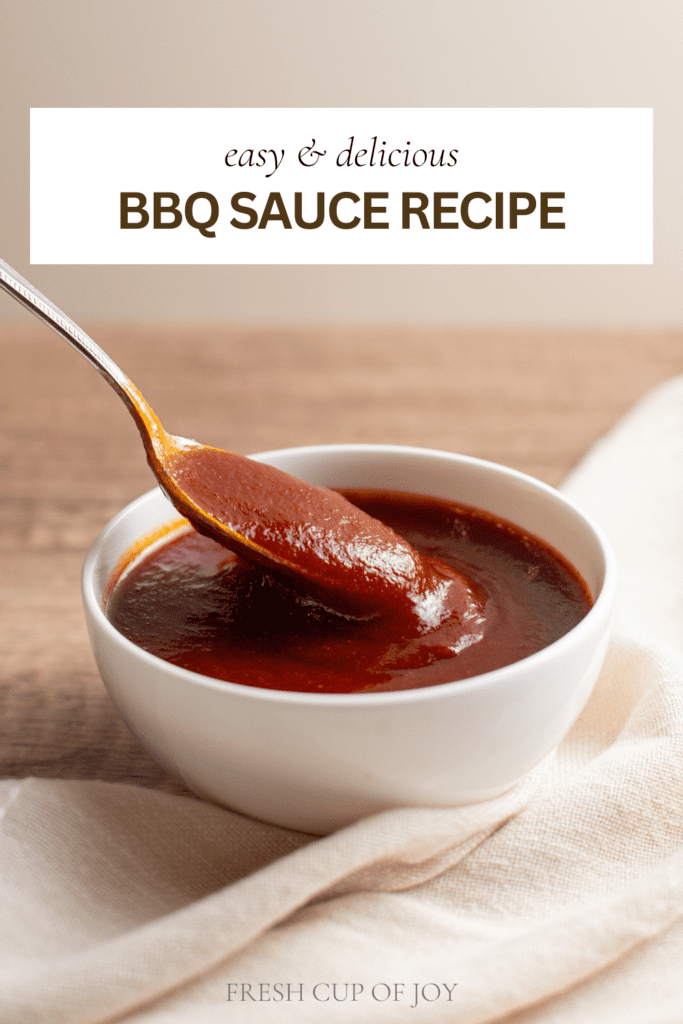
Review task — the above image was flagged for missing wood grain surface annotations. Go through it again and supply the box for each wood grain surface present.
[2,323,683,794]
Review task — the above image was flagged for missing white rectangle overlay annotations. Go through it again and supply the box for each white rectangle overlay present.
[30,108,652,265]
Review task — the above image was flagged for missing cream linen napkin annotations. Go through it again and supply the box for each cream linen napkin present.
[4,377,683,1024]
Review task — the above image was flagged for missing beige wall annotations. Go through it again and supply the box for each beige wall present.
[0,1,678,327]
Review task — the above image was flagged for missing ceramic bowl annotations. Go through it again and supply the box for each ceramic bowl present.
[82,444,616,833]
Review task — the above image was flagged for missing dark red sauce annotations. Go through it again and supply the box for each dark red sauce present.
[168,447,474,623]
[106,490,592,694]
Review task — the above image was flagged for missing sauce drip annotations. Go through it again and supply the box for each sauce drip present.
[106,490,592,694]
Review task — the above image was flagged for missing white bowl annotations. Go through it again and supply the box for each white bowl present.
[83,445,616,834]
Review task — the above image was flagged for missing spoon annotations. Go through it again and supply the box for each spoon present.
[0,256,478,621]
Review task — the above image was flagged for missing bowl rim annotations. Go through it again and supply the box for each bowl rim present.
[82,443,617,708]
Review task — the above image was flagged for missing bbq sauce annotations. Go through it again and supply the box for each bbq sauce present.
[106,490,592,694]
[167,446,477,624]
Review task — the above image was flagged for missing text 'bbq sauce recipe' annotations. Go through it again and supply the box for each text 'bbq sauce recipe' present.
[106,489,592,694]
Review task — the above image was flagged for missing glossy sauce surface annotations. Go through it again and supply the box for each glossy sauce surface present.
[106,490,592,694]
[168,447,476,625]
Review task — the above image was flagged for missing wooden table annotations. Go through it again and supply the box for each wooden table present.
[2,323,682,794]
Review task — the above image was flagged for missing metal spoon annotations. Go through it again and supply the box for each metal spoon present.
[0,257,465,619]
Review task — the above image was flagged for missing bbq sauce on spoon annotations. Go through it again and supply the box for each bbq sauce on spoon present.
[106,490,592,694]
[167,447,481,628]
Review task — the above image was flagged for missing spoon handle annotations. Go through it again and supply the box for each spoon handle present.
[0,256,152,421]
